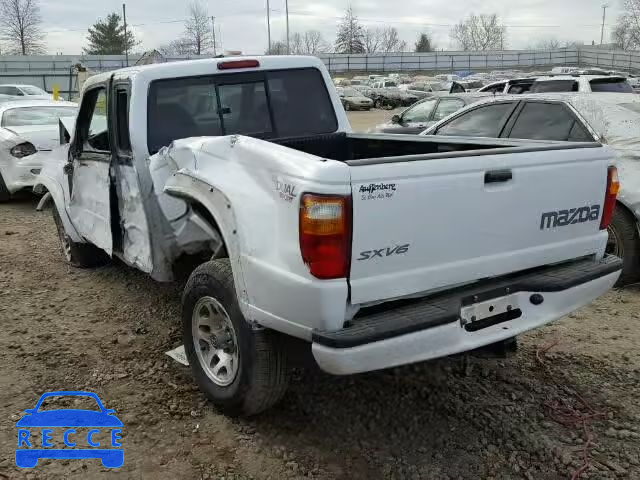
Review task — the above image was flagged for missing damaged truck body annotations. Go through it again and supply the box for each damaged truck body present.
[36,56,622,416]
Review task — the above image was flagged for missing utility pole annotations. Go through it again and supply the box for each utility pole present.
[600,4,609,45]
[285,0,290,54]
[211,16,217,56]
[266,0,272,53]
[123,3,129,66]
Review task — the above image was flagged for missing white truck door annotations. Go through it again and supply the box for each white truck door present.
[66,85,113,255]
[110,83,153,273]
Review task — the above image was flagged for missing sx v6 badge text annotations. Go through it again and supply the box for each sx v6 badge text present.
[357,244,410,261]
[15,391,123,469]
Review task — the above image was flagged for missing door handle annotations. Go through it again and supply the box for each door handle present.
[484,169,512,184]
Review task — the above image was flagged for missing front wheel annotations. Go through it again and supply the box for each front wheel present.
[607,207,640,286]
[344,102,351,111]
[183,259,289,416]
[52,207,109,268]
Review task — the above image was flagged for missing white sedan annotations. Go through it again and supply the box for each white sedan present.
[0,100,77,201]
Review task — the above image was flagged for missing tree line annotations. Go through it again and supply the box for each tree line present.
[1,0,640,56]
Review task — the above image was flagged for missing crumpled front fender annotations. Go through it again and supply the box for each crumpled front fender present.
[33,148,82,243]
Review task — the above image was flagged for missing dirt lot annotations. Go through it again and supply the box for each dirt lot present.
[347,108,401,132]
[1,112,639,479]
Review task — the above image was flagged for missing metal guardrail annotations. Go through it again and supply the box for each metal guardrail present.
[318,49,581,73]
[0,48,637,100]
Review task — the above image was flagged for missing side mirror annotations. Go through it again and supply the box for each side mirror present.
[391,114,401,124]
[24,409,34,414]
[104,409,116,415]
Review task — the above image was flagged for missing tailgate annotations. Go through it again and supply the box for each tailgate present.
[348,146,611,304]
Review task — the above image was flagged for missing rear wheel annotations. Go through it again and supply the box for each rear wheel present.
[52,207,109,268]
[344,102,351,111]
[0,173,10,202]
[183,259,289,416]
[606,206,640,286]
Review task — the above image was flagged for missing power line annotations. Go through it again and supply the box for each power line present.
[42,9,267,34]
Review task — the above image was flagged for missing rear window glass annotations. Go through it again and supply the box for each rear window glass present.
[509,102,586,141]
[1,106,77,127]
[20,86,47,95]
[589,79,634,93]
[436,103,515,137]
[531,80,579,93]
[147,68,338,154]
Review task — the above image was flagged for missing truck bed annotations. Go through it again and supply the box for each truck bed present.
[275,132,600,164]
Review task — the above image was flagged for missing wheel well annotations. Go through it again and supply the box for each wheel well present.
[616,200,640,234]
[170,199,229,280]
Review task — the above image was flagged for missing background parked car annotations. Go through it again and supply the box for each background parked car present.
[530,75,634,93]
[422,92,640,284]
[336,87,373,111]
[478,78,537,94]
[0,100,77,201]
[0,84,53,100]
[401,80,450,99]
[369,93,494,134]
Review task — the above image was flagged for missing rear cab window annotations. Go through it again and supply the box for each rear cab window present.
[147,68,338,154]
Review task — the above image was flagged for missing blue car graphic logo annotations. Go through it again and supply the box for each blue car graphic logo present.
[15,391,123,468]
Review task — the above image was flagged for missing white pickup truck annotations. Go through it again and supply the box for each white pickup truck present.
[36,56,622,416]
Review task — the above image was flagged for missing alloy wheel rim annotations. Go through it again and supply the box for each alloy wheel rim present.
[606,225,624,258]
[192,296,239,387]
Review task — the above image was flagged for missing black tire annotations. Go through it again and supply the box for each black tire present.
[52,206,110,268]
[0,173,10,202]
[183,259,289,416]
[607,206,640,286]
[344,102,351,111]
[373,98,381,109]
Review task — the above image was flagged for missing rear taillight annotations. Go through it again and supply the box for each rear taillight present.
[299,194,352,279]
[10,142,37,158]
[600,166,620,230]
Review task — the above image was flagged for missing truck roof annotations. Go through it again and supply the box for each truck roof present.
[83,55,329,91]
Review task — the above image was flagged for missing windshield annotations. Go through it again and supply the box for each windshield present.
[620,102,640,114]
[148,68,338,154]
[343,88,360,96]
[20,86,48,95]
[590,79,634,93]
[1,106,77,127]
[384,81,398,87]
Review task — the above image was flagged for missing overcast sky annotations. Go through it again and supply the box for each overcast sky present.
[39,0,623,55]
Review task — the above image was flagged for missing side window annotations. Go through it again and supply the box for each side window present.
[568,122,593,142]
[483,83,504,94]
[432,98,465,122]
[115,87,131,153]
[75,87,110,154]
[402,99,437,123]
[509,102,578,141]
[436,103,515,137]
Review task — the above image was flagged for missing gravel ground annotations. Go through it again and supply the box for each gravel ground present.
[1,113,639,479]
